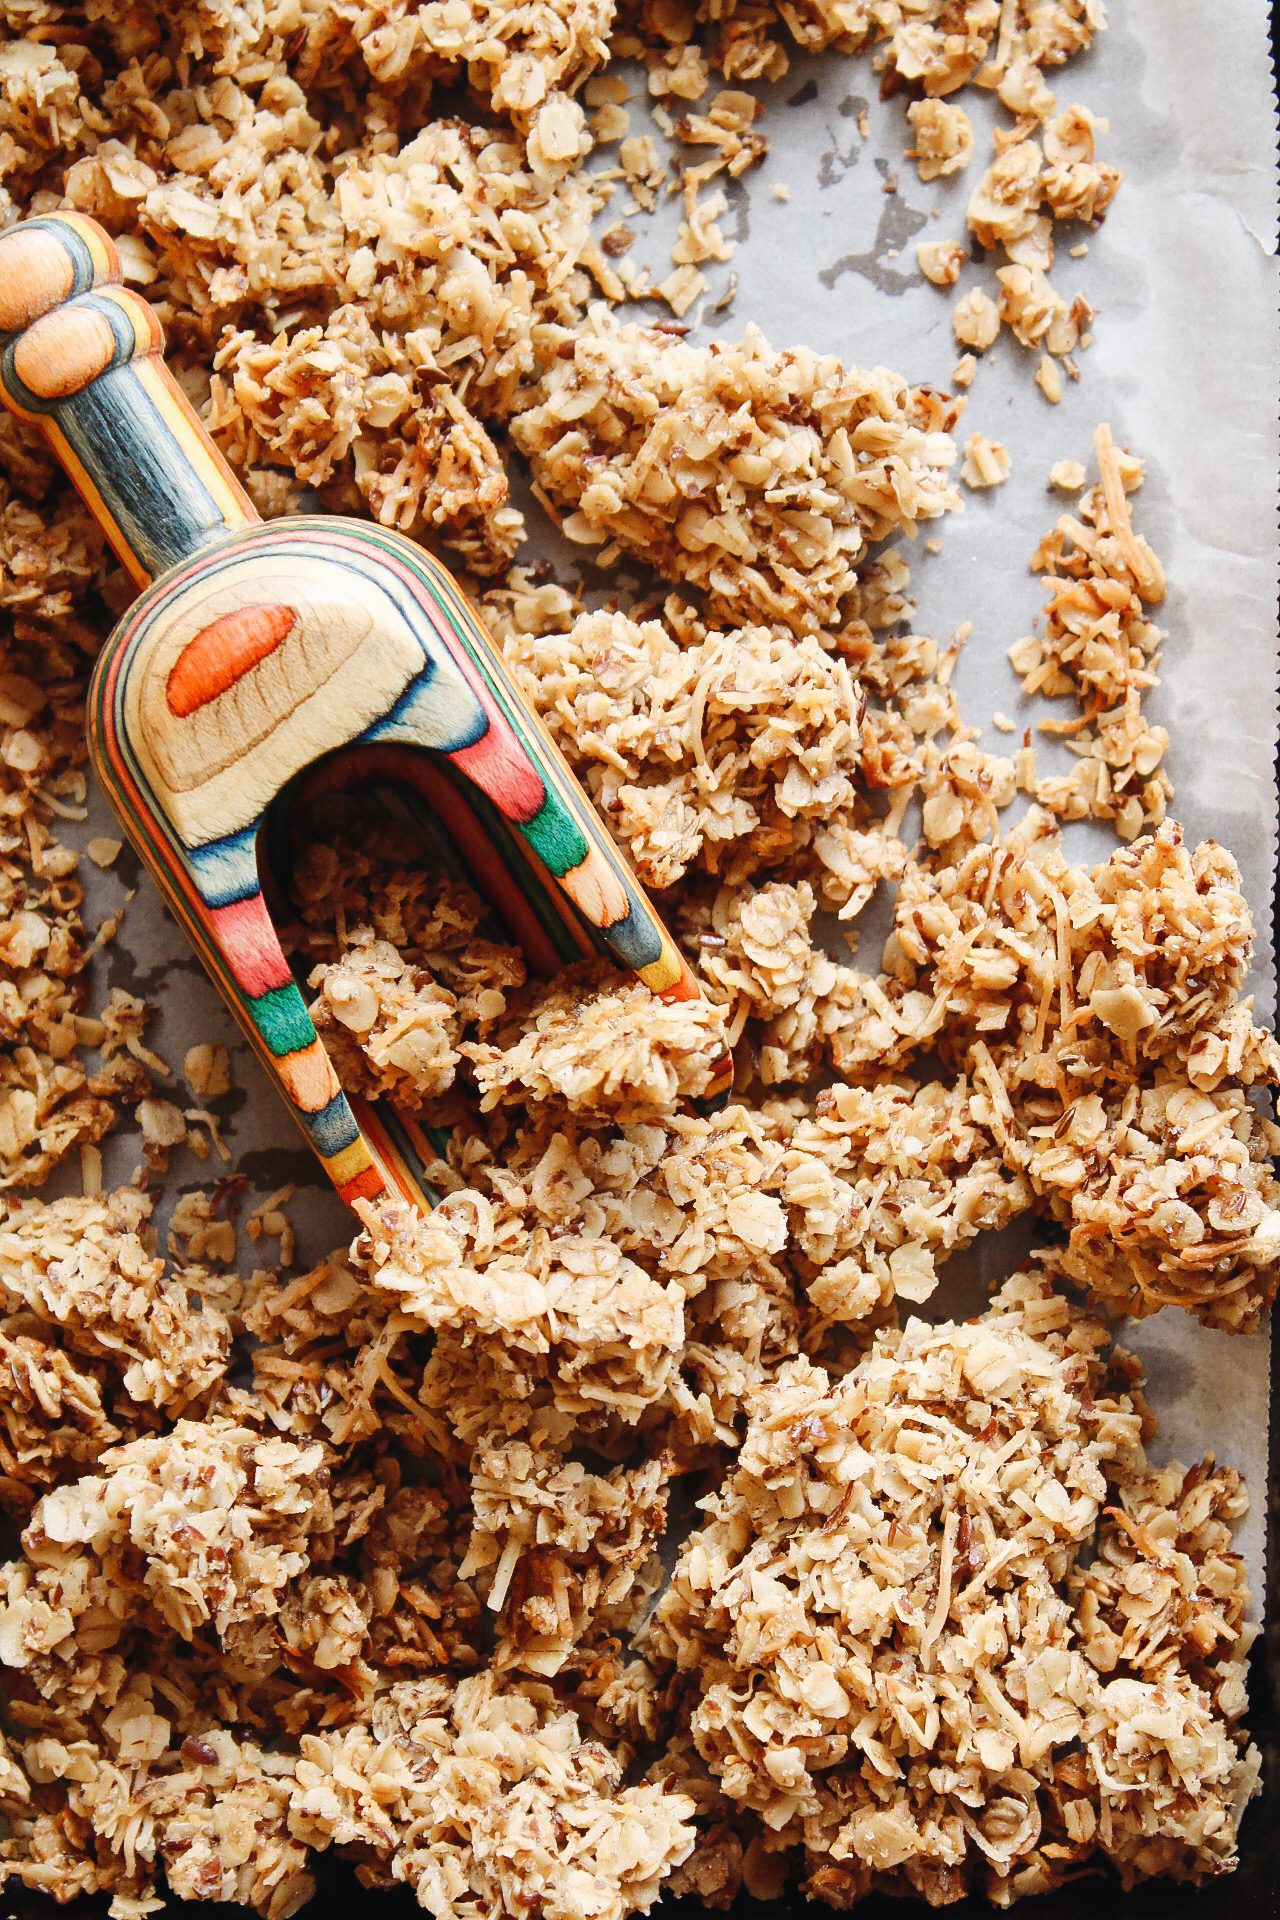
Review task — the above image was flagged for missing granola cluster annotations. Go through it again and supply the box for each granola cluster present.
[494,566,1018,919]
[0,0,1271,1915]
[649,1270,1258,1905]
[1012,425,1171,836]
[512,311,961,635]
[464,964,731,1119]
[838,812,1280,1330]
[500,605,868,890]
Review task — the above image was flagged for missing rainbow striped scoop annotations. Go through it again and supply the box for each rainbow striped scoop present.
[0,213,731,1211]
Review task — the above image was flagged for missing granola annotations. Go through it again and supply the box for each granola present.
[292,1672,696,1917]
[464,963,730,1120]
[502,607,867,889]
[512,309,961,634]
[0,1189,231,1415]
[0,1,1271,1915]
[1011,424,1170,838]
[835,811,1280,1329]
[647,1270,1258,1903]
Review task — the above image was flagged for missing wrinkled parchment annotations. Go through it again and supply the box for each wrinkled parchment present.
[79,2,1279,1576]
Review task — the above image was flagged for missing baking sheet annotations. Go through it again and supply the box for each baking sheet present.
[70,1,1279,1586]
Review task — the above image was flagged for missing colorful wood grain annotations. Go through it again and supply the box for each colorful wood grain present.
[0,213,731,1213]
[0,214,257,587]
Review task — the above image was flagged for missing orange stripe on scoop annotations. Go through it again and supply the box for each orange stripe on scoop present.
[559,844,631,929]
[337,1164,387,1205]
[167,603,296,717]
[13,303,117,401]
[276,1039,342,1113]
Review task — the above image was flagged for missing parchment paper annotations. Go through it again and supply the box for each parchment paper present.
[71,1,1280,1585]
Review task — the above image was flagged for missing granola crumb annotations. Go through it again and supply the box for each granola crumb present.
[1036,352,1065,402]
[960,433,1012,489]
[917,238,967,286]
[183,1044,231,1101]
[1048,457,1087,491]
[906,98,974,181]
[952,286,1002,352]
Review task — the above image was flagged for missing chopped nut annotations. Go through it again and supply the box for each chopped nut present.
[591,102,631,143]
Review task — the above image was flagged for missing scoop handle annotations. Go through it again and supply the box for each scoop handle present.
[0,213,257,588]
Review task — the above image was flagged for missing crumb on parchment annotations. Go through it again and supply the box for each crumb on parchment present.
[960,433,1011,489]
[1049,457,1087,491]
[907,99,973,180]
[953,286,1002,351]
[918,238,967,286]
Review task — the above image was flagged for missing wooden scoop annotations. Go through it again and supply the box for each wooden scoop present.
[0,213,731,1211]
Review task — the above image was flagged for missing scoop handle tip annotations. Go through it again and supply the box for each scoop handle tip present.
[0,212,257,586]
[0,212,121,340]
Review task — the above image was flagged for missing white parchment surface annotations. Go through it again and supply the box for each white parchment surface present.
[76,4,1279,1582]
